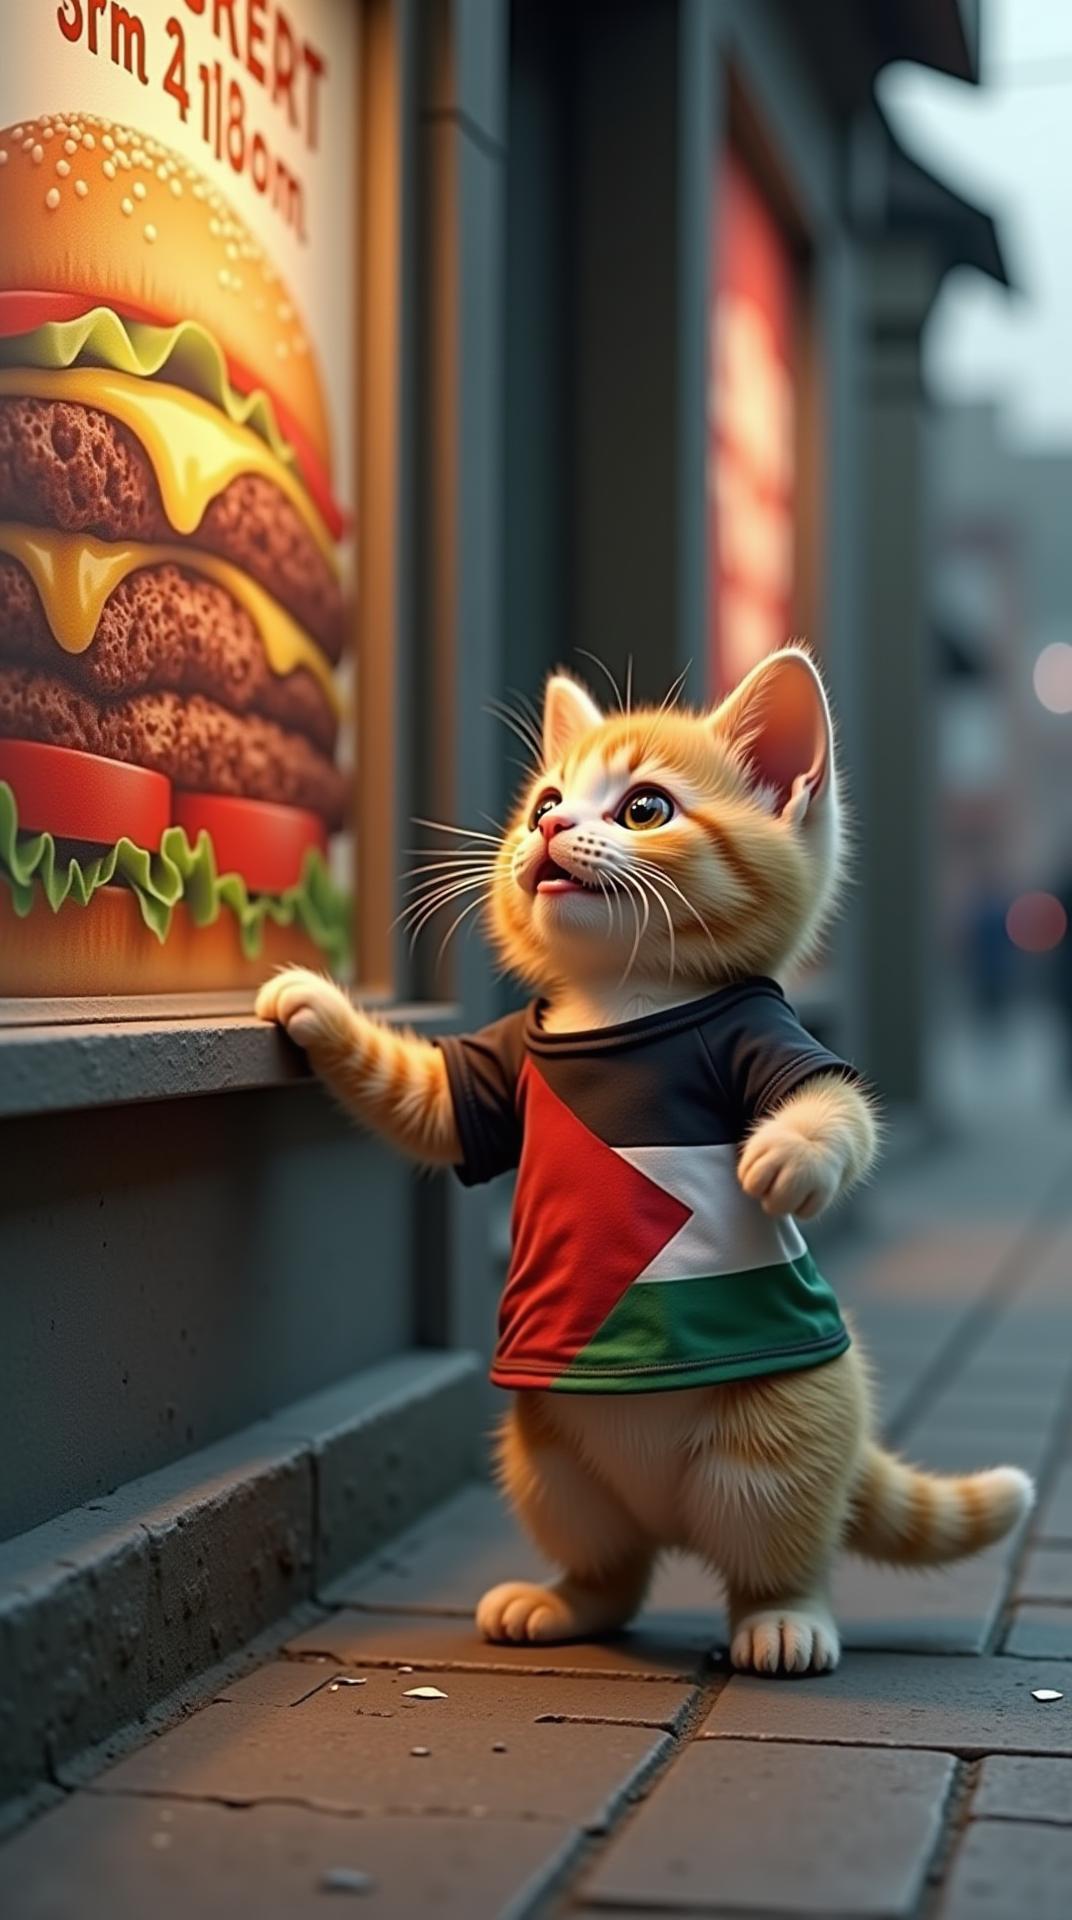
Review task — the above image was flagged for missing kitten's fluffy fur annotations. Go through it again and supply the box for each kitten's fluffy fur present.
[257,650,1033,1675]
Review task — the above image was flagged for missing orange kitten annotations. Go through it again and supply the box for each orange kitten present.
[257,650,1033,1675]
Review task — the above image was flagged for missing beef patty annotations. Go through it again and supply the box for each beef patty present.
[0,397,344,662]
[0,555,337,757]
[0,666,346,827]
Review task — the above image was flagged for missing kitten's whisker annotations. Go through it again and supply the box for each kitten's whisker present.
[593,871,616,940]
[406,894,478,956]
[403,847,500,860]
[632,664,692,770]
[574,648,624,712]
[625,654,634,715]
[614,866,649,986]
[509,687,546,743]
[659,664,691,715]
[394,875,490,940]
[412,816,503,845]
[629,865,676,982]
[400,870,496,907]
[484,699,544,766]
[434,892,491,971]
[632,858,717,949]
[401,856,498,883]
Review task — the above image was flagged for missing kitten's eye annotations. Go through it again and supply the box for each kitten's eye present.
[617,788,674,831]
[529,790,562,832]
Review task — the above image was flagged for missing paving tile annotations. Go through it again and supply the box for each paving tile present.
[700,1653,1072,1755]
[211,1660,339,1708]
[1037,1462,1072,1542]
[946,1353,1072,1396]
[91,1690,671,1829]
[921,1391,1061,1438]
[973,1754,1072,1822]
[578,1740,954,1917]
[279,1659,697,1729]
[286,1605,714,1683]
[649,1548,1010,1656]
[1002,1607,1072,1660]
[895,1422,1050,1477]
[1018,1547,1072,1603]
[832,1556,1010,1655]
[0,1794,581,1920]
[328,1483,537,1615]
[941,1821,1072,1920]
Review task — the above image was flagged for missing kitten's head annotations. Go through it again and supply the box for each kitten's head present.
[490,648,844,992]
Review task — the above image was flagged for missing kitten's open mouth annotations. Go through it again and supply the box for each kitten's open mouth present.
[533,853,598,896]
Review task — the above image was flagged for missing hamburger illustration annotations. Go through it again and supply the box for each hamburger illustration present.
[0,112,350,993]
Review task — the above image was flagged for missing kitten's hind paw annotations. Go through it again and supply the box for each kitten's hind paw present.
[730,1604,840,1676]
[476,1579,632,1645]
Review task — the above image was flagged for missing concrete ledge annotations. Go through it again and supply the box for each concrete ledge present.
[0,1003,458,1119]
[0,1349,480,1805]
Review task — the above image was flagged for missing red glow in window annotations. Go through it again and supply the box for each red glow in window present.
[710,147,796,692]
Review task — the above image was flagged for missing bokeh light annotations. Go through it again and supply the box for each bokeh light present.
[1006,891,1068,953]
[1033,642,1072,714]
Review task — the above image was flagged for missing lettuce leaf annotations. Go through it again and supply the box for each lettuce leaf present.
[0,781,351,969]
[0,309,301,476]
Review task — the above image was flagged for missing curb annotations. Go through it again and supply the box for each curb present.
[0,1349,481,1804]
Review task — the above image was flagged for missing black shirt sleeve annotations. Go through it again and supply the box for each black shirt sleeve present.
[436,1009,528,1187]
[704,984,865,1133]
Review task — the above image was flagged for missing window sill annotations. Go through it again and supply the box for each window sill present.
[0,998,459,1120]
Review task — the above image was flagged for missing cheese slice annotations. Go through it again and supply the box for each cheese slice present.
[0,523,340,716]
[0,366,339,574]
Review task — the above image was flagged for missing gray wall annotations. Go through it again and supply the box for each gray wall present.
[1,1087,415,1539]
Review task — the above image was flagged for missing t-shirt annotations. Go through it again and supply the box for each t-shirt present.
[437,978,861,1395]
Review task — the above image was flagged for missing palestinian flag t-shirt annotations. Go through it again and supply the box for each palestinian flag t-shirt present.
[437,978,860,1395]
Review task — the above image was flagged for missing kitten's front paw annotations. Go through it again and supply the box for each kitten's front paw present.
[737,1120,844,1220]
[255,967,355,1054]
[730,1605,840,1676]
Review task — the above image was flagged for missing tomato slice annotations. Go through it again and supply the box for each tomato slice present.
[0,290,347,541]
[0,739,171,850]
[172,792,328,893]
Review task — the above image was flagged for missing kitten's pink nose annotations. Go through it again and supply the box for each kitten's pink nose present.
[539,811,573,842]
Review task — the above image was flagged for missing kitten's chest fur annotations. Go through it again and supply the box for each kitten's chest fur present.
[542,982,719,1034]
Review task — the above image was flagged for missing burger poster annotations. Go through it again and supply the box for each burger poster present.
[0,2,358,995]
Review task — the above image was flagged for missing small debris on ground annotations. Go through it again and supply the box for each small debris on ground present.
[319,1867,375,1895]
[492,1742,508,1753]
[403,1686,448,1699]
[398,1665,414,1673]
[410,1745,431,1757]
[329,1677,367,1691]
[1031,1688,1064,1702]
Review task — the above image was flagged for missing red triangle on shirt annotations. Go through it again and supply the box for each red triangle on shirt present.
[494,1061,692,1385]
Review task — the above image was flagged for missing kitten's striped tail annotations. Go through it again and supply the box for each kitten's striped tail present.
[845,1442,1034,1564]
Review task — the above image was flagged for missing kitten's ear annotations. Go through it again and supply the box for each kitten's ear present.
[542,672,602,764]
[712,648,834,826]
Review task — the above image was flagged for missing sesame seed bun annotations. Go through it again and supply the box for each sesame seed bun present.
[0,112,331,478]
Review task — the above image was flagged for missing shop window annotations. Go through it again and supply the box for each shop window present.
[0,2,394,1006]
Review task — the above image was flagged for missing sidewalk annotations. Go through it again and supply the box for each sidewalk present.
[3,1095,1072,1918]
